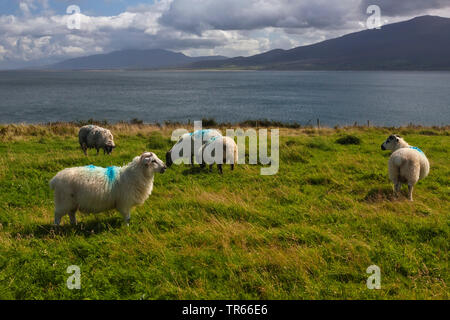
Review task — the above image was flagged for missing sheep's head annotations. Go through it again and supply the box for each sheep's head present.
[140,152,167,174]
[381,134,406,151]
[105,142,116,155]
[165,150,173,168]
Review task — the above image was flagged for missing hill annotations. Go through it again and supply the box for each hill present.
[47,49,227,70]
[189,16,450,70]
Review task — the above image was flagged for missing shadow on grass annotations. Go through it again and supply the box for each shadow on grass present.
[363,186,408,202]
[181,166,210,175]
[13,216,124,239]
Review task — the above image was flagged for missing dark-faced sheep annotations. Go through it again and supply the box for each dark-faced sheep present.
[165,129,222,167]
[200,136,238,174]
[78,125,116,156]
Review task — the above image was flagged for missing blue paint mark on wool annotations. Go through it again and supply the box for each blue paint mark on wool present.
[85,165,119,183]
[190,129,212,137]
[208,136,220,143]
[106,166,119,183]
[410,146,424,154]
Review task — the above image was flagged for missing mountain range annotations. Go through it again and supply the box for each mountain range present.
[47,15,450,71]
[188,15,450,70]
[48,49,226,70]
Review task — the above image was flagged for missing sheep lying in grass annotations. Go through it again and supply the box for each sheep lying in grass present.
[200,136,238,174]
[381,134,430,201]
[49,152,166,226]
[165,129,222,167]
[78,125,116,156]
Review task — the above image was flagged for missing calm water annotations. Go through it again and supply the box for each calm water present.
[0,70,449,126]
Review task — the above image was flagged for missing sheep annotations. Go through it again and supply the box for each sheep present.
[165,129,222,167]
[49,152,167,226]
[200,136,238,174]
[381,134,430,201]
[78,125,116,156]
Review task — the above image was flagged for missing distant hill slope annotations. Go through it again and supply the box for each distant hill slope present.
[189,15,450,70]
[48,49,227,70]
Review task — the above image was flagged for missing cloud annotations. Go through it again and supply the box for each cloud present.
[359,0,450,16]
[159,0,362,34]
[1,0,450,68]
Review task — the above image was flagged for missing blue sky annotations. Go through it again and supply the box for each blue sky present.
[0,0,152,16]
[1,0,450,69]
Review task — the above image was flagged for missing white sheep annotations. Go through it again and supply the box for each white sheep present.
[49,152,167,226]
[78,125,116,155]
[200,136,238,174]
[381,134,430,201]
[165,129,222,167]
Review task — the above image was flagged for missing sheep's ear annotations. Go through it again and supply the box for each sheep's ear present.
[140,152,153,166]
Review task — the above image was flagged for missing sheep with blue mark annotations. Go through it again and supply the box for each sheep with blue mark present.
[381,134,430,201]
[200,135,238,174]
[49,152,167,226]
[165,129,222,167]
[78,125,116,156]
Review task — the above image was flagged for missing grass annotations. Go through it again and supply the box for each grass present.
[0,123,448,300]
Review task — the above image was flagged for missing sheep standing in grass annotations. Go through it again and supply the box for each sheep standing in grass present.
[165,129,222,167]
[49,152,166,226]
[381,135,430,201]
[200,136,238,174]
[78,125,116,156]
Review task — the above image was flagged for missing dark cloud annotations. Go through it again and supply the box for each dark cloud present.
[159,0,359,34]
[360,0,450,16]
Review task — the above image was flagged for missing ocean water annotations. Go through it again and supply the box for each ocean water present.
[0,70,449,126]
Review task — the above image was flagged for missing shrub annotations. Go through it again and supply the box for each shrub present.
[202,118,218,127]
[335,135,361,145]
[130,118,144,125]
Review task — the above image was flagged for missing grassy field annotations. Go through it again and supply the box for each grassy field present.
[0,123,448,299]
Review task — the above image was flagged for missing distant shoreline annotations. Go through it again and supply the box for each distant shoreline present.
[2,68,450,73]
[1,120,449,131]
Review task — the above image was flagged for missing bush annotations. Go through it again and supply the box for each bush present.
[202,118,218,127]
[335,135,361,145]
[130,118,144,125]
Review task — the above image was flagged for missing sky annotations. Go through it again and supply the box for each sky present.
[1,0,450,69]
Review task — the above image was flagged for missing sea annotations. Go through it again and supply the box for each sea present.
[1,70,449,126]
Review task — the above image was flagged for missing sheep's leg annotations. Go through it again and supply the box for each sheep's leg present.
[119,209,131,226]
[54,209,66,226]
[68,210,77,226]
[81,143,88,156]
[394,181,401,194]
[218,164,223,174]
[408,184,414,201]
[209,164,213,172]
[54,214,62,226]
[231,164,235,171]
